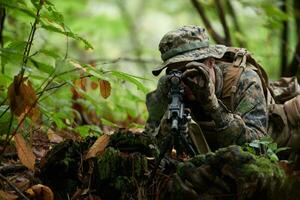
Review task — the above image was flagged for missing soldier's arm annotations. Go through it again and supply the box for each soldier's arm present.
[211,68,267,146]
[144,76,169,137]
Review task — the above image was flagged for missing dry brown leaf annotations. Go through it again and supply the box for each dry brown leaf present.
[14,133,36,171]
[0,190,18,200]
[47,129,64,144]
[99,79,111,99]
[90,81,98,90]
[85,134,110,159]
[80,77,87,90]
[7,74,40,121]
[26,184,54,200]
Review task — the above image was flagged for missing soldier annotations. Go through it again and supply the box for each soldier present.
[145,25,268,152]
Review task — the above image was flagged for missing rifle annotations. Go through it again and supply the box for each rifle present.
[150,69,198,180]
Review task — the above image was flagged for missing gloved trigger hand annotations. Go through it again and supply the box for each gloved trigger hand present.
[182,62,210,90]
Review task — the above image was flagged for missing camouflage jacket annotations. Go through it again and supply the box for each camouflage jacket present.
[145,62,268,150]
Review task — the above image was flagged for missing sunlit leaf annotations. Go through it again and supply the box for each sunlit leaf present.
[44,3,64,25]
[110,70,148,93]
[275,147,291,153]
[85,134,110,159]
[99,79,111,99]
[1,1,36,18]
[14,133,36,171]
[40,21,93,49]
[101,118,118,128]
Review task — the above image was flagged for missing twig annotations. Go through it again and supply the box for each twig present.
[19,0,44,78]
[215,0,232,46]
[37,82,68,95]
[190,0,225,44]
[0,164,27,174]
[0,173,30,200]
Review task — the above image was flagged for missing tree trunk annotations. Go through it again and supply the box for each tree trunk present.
[280,0,289,76]
[287,0,300,77]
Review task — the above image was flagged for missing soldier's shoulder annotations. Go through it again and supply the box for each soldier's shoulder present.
[240,65,262,83]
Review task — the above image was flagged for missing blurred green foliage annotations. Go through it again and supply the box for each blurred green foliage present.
[0,0,297,137]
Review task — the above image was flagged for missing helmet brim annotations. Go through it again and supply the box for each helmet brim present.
[152,45,227,76]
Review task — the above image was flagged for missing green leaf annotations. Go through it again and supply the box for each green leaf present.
[75,125,102,137]
[43,3,64,25]
[110,70,148,93]
[40,21,93,49]
[30,0,40,9]
[267,142,277,151]
[0,73,12,87]
[30,59,54,74]
[38,49,60,59]
[86,66,106,80]
[258,136,273,145]
[101,118,118,128]
[275,147,291,153]
[52,116,66,129]
[1,1,36,18]
[249,140,260,148]
[269,153,279,162]
[0,41,27,68]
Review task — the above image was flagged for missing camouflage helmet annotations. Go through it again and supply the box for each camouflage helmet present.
[152,25,227,76]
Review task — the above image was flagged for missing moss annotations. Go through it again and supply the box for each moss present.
[97,147,121,180]
[241,156,285,179]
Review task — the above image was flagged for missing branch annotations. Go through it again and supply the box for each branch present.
[116,0,145,67]
[225,0,246,47]
[215,0,232,46]
[0,164,27,175]
[190,0,225,44]
[20,0,44,77]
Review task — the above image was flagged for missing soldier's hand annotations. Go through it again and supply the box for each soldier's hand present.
[157,75,171,96]
[182,62,215,105]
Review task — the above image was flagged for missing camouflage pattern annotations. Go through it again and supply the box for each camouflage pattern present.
[145,25,268,150]
[152,25,227,76]
[145,62,268,150]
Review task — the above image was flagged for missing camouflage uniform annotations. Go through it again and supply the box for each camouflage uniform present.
[145,25,267,151]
